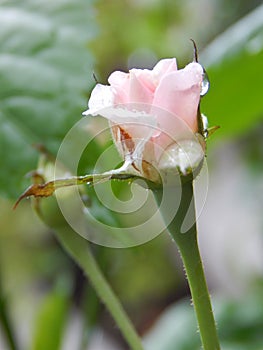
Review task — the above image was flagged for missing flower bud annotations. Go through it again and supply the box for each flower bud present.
[83,58,207,184]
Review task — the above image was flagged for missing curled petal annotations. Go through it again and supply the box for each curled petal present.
[128,71,154,104]
[152,62,203,133]
[108,70,129,86]
[108,71,130,104]
[152,58,177,82]
[82,84,114,116]
[129,68,156,92]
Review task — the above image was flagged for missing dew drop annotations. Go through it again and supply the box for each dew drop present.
[200,68,210,96]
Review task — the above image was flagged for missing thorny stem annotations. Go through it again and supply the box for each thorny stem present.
[154,180,220,350]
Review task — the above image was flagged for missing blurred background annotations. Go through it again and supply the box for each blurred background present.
[0,0,263,349]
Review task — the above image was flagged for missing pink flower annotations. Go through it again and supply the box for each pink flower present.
[83,58,206,183]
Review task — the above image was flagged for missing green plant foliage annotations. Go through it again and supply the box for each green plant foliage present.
[201,4,263,141]
[143,285,263,350]
[90,0,183,78]
[107,235,180,305]
[0,0,96,198]
[30,282,70,350]
[0,272,17,350]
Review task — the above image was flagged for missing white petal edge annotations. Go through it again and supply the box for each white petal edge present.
[82,84,114,116]
[92,106,158,126]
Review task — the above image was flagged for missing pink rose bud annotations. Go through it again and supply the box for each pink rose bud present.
[83,58,207,184]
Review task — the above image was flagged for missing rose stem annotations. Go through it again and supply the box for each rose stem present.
[153,180,220,350]
[54,226,144,350]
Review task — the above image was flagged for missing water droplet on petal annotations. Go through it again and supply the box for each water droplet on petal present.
[200,68,210,96]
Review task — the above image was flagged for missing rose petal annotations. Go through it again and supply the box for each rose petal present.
[158,138,205,175]
[103,106,158,169]
[129,68,156,92]
[107,71,129,103]
[152,58,177,82]
[82,84,114,116]
[128,71,154,104]
[108,70,154,105]
[148,107,196,165]
[93,105,154,125]
[152,62,203,133]
[108,70,128,86]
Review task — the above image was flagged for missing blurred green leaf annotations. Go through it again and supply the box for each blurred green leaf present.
[201,4,263,141]
[91,0,183,78]
[143,299,199,350]
[108,235,180,305]
[30,282,70,350]
[0,269,18,350]
[0,0,96,198]
[143,285,263,350]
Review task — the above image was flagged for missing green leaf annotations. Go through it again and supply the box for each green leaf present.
[0,270,18,350]
[200,4,263,141]
[30,282,70,350]
[143,286,263,350]
[0,0,96,198]
[143,299,200,350]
